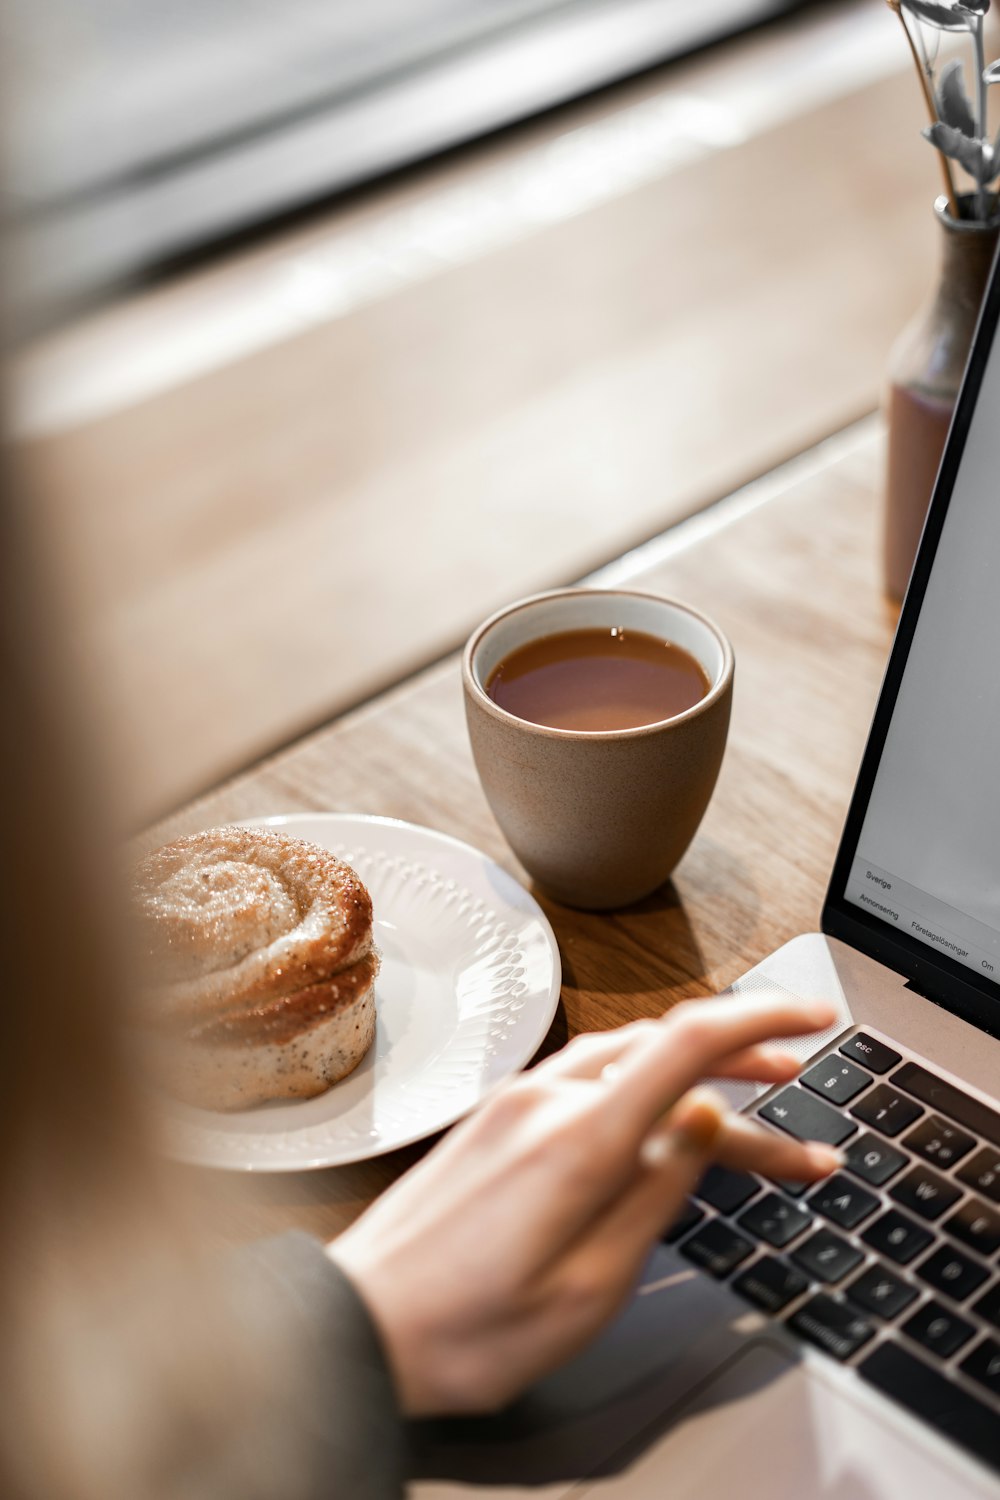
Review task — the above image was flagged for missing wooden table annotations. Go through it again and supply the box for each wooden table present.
[149,416,901,1247]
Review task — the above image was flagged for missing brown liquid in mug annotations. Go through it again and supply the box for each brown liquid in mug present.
[486,627,710,731]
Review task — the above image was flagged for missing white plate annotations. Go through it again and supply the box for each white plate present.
[160,814,561,1171]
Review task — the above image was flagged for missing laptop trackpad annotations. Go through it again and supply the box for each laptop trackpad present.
[569,1341,991,1500]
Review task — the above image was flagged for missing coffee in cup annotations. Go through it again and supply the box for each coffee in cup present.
[462,589,733,909]
[485,627,711,732]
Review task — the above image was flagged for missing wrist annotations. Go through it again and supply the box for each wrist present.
[325,1240,498,1418]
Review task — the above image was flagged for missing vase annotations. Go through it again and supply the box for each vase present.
[883,194,999,601]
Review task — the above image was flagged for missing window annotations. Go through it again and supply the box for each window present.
[6,0,804,309]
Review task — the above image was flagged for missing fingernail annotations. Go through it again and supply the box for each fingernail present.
[806,1001,838,1029]
[639,1090,722,1167]
[639,1131,671,1168]
[670,1088,726,1152]
[807,1144,843,1174]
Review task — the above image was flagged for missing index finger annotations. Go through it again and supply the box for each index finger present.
[606,993,838,1140]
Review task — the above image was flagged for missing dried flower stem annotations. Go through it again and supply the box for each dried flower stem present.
[973,13,989,220]
[888,0,960,215]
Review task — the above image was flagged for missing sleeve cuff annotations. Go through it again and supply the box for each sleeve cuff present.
[238,1230,407,1500]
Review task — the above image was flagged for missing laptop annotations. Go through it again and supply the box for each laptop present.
[410,248,1000,1498]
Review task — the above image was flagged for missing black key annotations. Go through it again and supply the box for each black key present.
[903,1114,976,1170]
[972,1281,1000,1331]
[956,1147,1000,1205]
[860,1342,1000,1473]
[772,1178,809,1198]
[791,1228,863,1284]
[732,1256,810,1314]
[843,1132,908,1186]
[903,1300,976,1359]
[663,1198,704,1243]
[851,1084,923,1138]
[695,1165,760,1214]
[801,1055,873,1106]
[680,1220,754,1278]
[847,1263,918,1320]
[862,1208,935,1265]
[892,1062,1000,1149]
[958,1337,1000,1400]
[758,1086,857,1147]
[917,1244,990,1303]
[737,1192,812,1249]
[944,1199,1000,1258]
[788,1293,874,1360]
[840,1032,901,1075]
[890,1164,962,1222]
[807,1173,880,1230]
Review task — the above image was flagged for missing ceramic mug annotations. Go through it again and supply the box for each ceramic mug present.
[462,588,734,909]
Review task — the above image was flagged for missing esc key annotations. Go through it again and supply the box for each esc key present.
[840,1033,902,1075]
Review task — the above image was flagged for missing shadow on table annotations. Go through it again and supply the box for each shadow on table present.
[535,876,708,1004]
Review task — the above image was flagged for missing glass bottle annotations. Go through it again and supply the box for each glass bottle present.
[883,194,999,601]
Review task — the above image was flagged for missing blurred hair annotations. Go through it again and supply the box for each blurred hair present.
[0,321,317,1500]
[0,459,268,1498]
[0,459,148,1204]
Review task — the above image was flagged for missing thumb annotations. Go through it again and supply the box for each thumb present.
[551,1087,727,1305]
[633,1086,726,1243]
[639,1085,727,1171]
[593,1087,728,1253]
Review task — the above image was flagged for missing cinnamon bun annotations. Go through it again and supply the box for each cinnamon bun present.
[133,826,379,1110]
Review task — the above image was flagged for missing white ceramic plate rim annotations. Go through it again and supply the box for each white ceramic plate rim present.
[157,813,561,1171]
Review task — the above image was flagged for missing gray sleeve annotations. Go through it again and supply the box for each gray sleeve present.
[239,1230,408,1500]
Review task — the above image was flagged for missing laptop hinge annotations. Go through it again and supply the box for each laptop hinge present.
[905,976,946,1008]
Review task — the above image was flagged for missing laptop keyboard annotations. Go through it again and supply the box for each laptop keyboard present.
[666,1028,1000,1475]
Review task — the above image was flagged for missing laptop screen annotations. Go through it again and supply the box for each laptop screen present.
[826,245,1000,1031]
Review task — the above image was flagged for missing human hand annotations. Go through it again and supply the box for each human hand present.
[327,993,840,1418]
